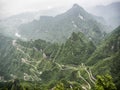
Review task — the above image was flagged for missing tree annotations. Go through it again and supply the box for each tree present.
[94,74,117,90]
[110,52,120,89]
[11,79,23,90]
[54,82,64,90]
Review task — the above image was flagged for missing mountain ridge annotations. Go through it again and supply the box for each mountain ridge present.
[19,4,107,45]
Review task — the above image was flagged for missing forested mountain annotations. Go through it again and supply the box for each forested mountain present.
[55,32,96,65]
[18,4,107,44]
[0,31,95,80]
[86,26,120,89]
[0,32,96,89]
[0,26,119,89]
[0,3,119,90]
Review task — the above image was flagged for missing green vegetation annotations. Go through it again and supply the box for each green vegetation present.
[110,51,120,89]
[94,74,116,90]
[0,22,119,89]
[55,32,96,64]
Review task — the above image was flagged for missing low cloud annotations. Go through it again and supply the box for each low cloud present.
[0,0,119,18]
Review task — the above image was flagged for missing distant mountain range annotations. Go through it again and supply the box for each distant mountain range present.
[18,4,107,44]
[89,2,120,29]
[0,2,119,38]
[0,7,65,37]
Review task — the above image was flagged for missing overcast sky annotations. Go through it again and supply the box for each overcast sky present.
[0,0,119,18]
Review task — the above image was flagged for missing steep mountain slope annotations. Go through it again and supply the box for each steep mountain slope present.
[110,51,120,89]
[87,26,120,65]
[86,26,120,89]
[0,34,37,80]
[0,36,57,81]
[0,27,119,89]
[19,4,106,44]
[55,32,96,65]
[0,32,97,89]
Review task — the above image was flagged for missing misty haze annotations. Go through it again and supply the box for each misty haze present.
[0,0,120,90]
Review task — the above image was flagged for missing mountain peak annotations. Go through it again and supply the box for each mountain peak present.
[65,4,85,16]
[71,4,84,12]
[73,4,80,8]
